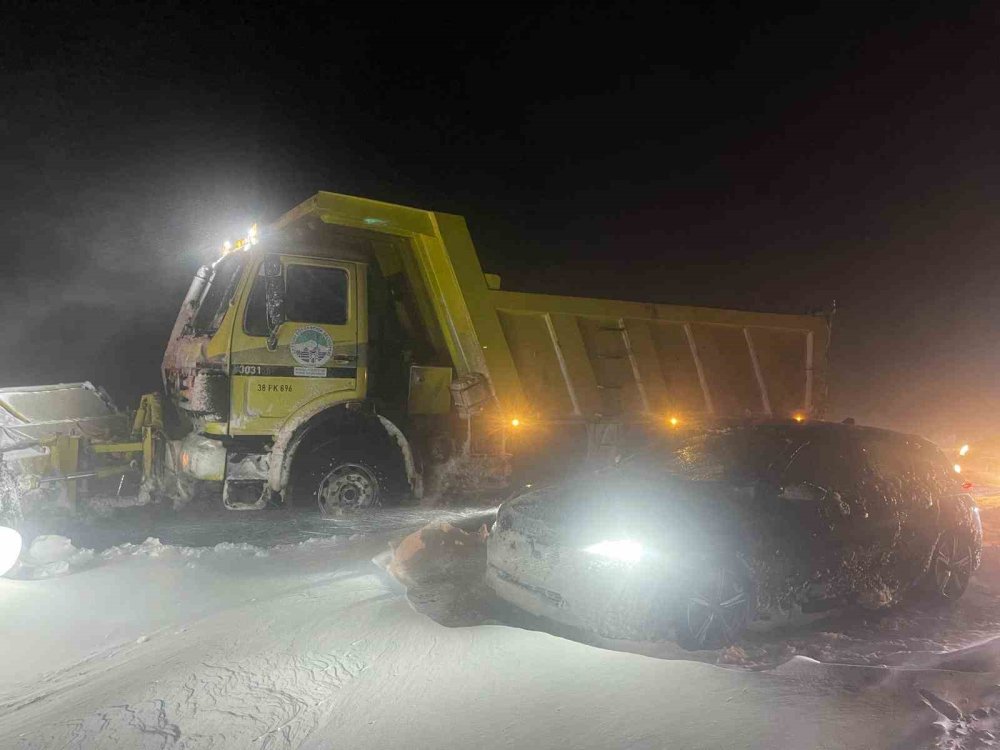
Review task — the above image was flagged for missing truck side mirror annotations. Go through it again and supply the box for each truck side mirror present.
[262,257,285,351]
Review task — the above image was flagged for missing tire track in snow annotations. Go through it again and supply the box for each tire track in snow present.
[1,638,150,717]
[62,700,181,750]
[16,649,369,750]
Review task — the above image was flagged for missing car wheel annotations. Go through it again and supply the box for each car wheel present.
[676,566,752,650]
[923,528,975,604]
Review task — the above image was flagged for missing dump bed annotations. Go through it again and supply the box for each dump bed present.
[488,291,827,422]
[275,193,829,423]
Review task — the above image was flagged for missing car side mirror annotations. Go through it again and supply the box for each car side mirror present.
[780,482,828,503]
[262,256,285,351]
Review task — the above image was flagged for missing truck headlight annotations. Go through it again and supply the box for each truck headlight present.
[584,539,642,564]
[0,526,22,577]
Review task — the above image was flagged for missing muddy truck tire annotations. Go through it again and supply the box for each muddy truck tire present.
[291,426,410,514]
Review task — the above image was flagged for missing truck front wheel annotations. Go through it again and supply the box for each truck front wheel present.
[316,458,383,513]
[293,438,405,514]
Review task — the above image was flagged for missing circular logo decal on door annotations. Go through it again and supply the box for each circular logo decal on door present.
[290,326,334,366]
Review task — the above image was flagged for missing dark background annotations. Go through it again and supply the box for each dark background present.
[3,1,1000,443]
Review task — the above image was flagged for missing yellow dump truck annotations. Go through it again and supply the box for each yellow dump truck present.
[0,192,830,520]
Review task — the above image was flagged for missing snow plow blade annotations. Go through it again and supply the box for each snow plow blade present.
[0,383,127,451]
[0,384,163,518]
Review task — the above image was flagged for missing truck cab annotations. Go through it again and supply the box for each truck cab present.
[161,214,478,511]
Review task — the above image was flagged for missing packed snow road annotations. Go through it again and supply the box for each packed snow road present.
[6,502,1000,748]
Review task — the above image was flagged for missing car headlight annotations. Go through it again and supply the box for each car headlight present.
[583,539,643,564]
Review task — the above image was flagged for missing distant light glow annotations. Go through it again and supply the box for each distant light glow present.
[793,413,806,423]
[0,526,22,577]
[510,418,521,428]
[960,444,970,457]
[584,539,642,564]
[954,464,962,474]
[668,416,680,427]
[248,223,259,245]
[223,240,232,251]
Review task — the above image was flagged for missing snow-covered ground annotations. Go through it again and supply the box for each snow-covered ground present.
[5,503,1000,749]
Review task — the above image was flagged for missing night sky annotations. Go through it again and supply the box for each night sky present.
[4,1,1000,443]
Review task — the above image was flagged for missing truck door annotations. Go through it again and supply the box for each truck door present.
[229,256,362,436]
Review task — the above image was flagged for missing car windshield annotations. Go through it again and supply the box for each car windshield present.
[631,424,958,493]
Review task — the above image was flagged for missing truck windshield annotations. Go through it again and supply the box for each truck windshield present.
[190,253,246,334]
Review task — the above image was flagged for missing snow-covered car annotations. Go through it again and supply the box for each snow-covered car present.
[486,421,983,650]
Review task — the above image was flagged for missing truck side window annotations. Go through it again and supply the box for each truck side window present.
[285,265,348,325]
[243,264,349,337]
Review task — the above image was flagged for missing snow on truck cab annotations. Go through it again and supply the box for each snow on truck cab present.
[1,192,831,520]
